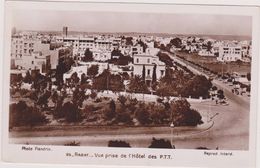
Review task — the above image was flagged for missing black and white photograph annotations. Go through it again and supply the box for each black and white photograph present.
[2,1,260,168]
[8,5,253,150]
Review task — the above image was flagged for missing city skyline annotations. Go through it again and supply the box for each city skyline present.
[12,10,252,36]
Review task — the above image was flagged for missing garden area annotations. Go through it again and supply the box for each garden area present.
[175,51,251,75]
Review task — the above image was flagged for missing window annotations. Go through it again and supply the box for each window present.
[147,58,150,63]
[136,58,139,63]
[32,61,34,64]
[147,69,150,75]
[160,70,164,76]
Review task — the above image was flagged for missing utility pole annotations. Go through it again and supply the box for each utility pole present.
[170,122,175,148]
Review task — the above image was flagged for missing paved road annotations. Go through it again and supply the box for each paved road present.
[166,52,250,150]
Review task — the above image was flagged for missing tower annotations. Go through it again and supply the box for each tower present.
[62,26,68,37]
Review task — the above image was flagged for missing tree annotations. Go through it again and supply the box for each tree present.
[246,72,251,81]
[61,101,82,122]
[92,69,110,91]
[160,44,166,50]
[37,90,52,108]
[118,95,127,107]
[170,38,182,48]
[9,101,48,128]
[162,66,173,83]
[117,55,132,65]
[206,41,213,51]
[170,98,203,126]
[156,52,174,67]
[142,65,146,82]
[181,75,212,99]
[111,49,124,58]
[83,48,93,62]
[23,71,32,84]
[137,40,147,52]
[127,75,149,94]
[107,100,116,119]
[80,73,87,85]
[87,65,99,78]
[89,91,97,100]
[56,59,67,85]
[148,138,174,149]
[70,72,80,84]
[109,74,124,92]
[125,37,133,46]
[152,64,157,84]
[135,103,150,125]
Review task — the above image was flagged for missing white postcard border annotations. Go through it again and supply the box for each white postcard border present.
[1,1,260,168]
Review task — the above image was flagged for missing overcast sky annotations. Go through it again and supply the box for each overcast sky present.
[12,10,252,36]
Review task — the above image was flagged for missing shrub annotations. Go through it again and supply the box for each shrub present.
[211,86,218,91]
[135,103,150,125]
[148,138,174,149]
[94,98,102,103]
[90,91,97,100]
[116,109,132,124]
[9,101,48,127]
[103,100,116,120]
[82,104,100,119]
[19,89,30,97]
[108,140,131,147]
[64,141,80,146]
[196,147,209,150]
[62,102,82,122]
[118,95,127,106]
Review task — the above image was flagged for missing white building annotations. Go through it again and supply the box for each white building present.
[131,44,143,56]
[11,35,51,72]
[145,47,160,56]
[198,50,215,57]
[133,54,166,84]
[11,35,50,60]
[11,34,72,73]
[14,51,50,73]
[56,36,115,60]
[217,45,242,62]
[92,49,112,62]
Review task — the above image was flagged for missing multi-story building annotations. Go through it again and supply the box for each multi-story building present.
[92,49,112,62]
[133,53,166,85]
[131,44,143,56]
[56,36,114,60]
[11,34,72,73]
[14,51,51,73]
[11,35,50,70]
[49,46,73,70]
[217,45,242,62]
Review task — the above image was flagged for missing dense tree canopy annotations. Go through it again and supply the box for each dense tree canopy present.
[87,65,99,78]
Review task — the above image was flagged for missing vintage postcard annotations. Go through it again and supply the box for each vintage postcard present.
[1,1,260,168]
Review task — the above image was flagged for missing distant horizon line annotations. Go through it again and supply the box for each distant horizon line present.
[15,29,252,39]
